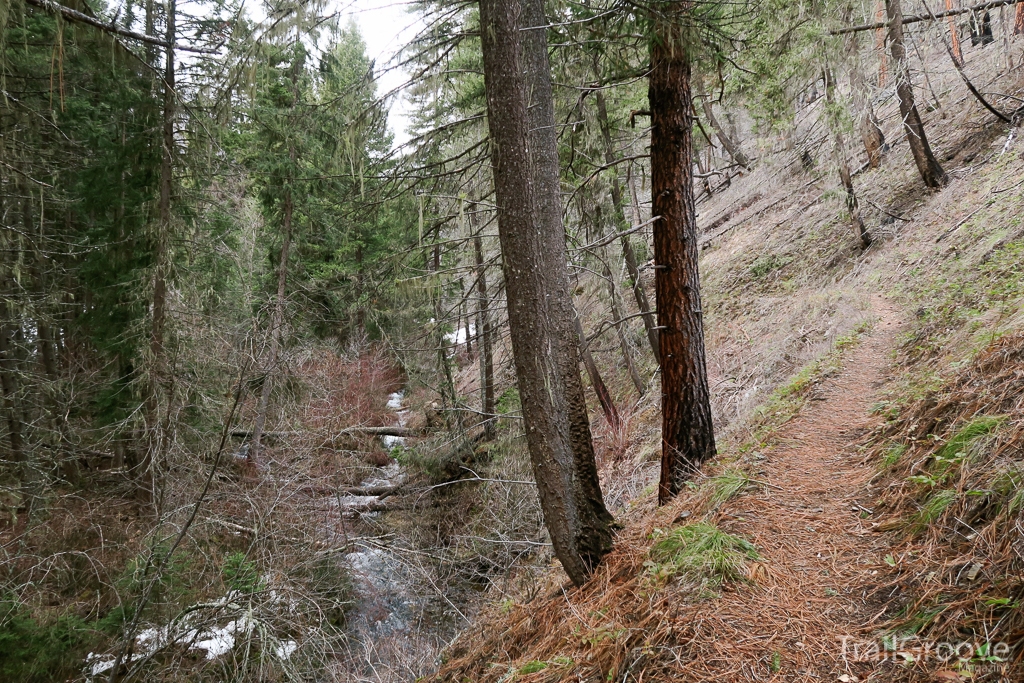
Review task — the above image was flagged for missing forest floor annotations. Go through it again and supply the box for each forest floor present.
[434,295,916,683]
[681,292,906,680]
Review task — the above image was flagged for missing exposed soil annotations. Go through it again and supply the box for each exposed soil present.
[693,293,906,681]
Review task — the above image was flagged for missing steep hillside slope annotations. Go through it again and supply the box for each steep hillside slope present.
[430,55,1024,683]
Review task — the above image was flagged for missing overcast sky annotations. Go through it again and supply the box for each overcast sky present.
[337,0,423,147]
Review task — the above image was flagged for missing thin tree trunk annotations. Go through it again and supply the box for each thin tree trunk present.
[462,290,472,357]
[844,3,886,167]
[824,69,871,249]
[876,0,889,87]
[602,258,645,396]
[593,85,661,365]
[472,213,495,441]
[947,0,965,65]
[1016,2,1024,34]
[250,184,292,469]
[0,322,25,480]
[649,3,717,504]
[141,0,175,503]
[885,0,949,188]
[573,311,620,431]
[700,96,751,169]
[479,0,614,585]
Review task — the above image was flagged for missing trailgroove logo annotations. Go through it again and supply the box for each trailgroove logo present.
[837,635,1013,666]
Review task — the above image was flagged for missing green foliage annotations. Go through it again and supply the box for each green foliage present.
[909,489,957,534]
[749,254,785,278]
[117,544,196,615]
[222,552,263,594]
[647,523,758,591]
[937,416,1004,463]
[706,468,752,507]
[0,599,126,683]
[881,442,907,469]
[496,386,521,416]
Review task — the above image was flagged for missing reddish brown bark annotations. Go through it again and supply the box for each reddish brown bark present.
[648,4,717,504]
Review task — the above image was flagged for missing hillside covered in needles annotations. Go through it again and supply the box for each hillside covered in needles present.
[2,0,1024,682]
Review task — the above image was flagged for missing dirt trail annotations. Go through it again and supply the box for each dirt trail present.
[691,293,903,681]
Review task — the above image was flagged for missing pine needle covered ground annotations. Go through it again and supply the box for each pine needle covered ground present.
[431,54,1024,683]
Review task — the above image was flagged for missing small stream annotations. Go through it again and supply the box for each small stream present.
[85,389,452,680]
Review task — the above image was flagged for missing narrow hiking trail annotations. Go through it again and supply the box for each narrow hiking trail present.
[435,295,913,683]
[694,293,905,680]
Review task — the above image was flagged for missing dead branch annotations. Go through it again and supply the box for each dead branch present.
[831,0,1023,34]
[22,0,221,53]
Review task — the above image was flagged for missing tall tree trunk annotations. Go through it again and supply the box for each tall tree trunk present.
[250,187,292,469]
[592,83,661,364]
[699,96,751,170]
[479,0,614,585]
[1016,2,1024,35]
[354,242,365,338]
[876,0,889,87]
[649,3,717,504]
[602,258,645,396]
[141,0,175,503]
[824,69,871,249]
[885,0,948,188]
[946,0,965,66]
[472,221,495,441]
[0,321,25,482]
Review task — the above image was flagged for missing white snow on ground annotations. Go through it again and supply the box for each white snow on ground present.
[444,323,475,346]
[192,616,253,660]
[83,594,297,678]
[274,639,298,659]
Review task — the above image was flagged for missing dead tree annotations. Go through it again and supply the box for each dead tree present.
[648,2,717,504]
[885,0,948,188]
[478,0,615,584]
[573,311,621,430]
[700,95,752,170]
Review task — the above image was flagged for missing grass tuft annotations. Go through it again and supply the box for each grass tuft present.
[647,523,758,590]
[706,468,753,507]
[909,488,957,534]
[936,415,1004,462]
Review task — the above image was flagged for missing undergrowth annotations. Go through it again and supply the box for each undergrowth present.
[646,523,758,593]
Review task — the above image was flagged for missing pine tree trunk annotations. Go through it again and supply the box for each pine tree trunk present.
[649,3,717,504]
[250,186,292,469]
[842,6,886,168]
[472,225,495,441]
[479,0,614,585]
[141,0,175,503]
[885,0,948,188]
[0,322,25,479]
[947,0,965,66]
[593,85,661,364]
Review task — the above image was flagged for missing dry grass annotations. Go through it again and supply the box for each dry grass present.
[864,332,1024,675]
